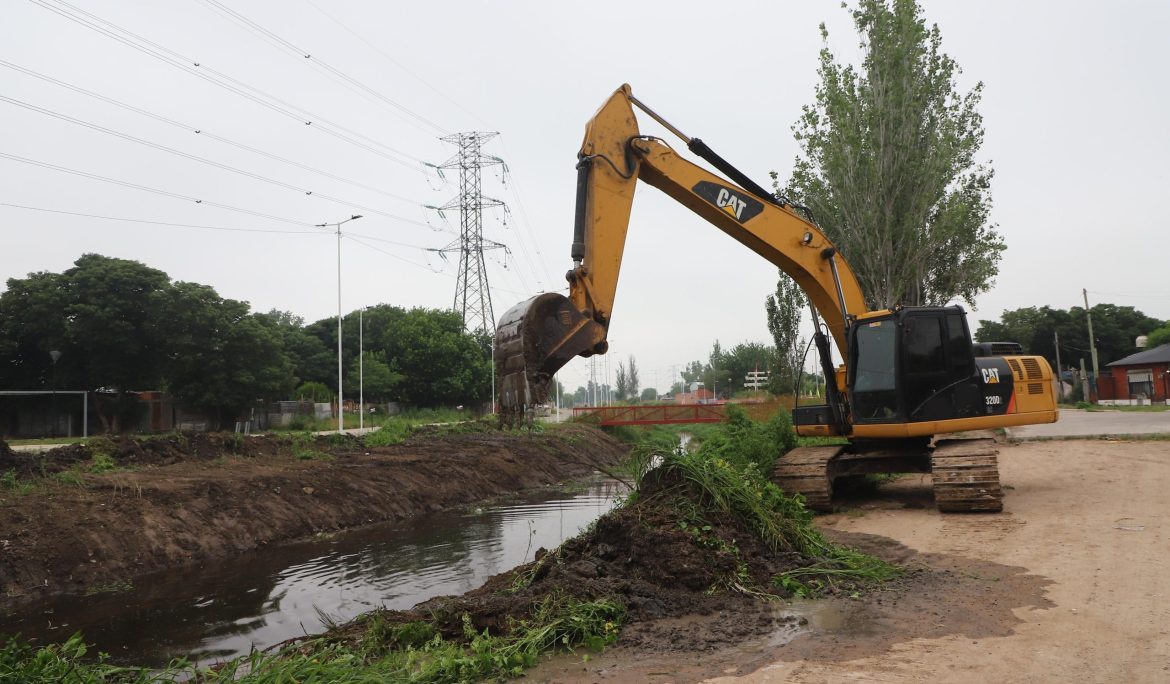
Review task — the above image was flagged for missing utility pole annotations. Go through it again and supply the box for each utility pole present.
[359,307,365,431]
[317,214,363,434]
[434,132,507,334]
[1080,358,1090,403]
[1083,289,1100,401]
[1053,330,1063,402]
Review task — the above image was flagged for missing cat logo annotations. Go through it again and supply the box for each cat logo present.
[691,181,765,224]
[981,367,1001,384]
[716,188,748,220]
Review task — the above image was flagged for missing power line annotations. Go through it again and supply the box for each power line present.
[0,151,313,227]
[498,134,557,288]
[0,201,321,235]
[344,233,453,276]
[198,0,448,136]
[301,0,487,129]
[0,94,440,230]
[29,0,430,172]
[1088,290,1170,301]
[0,60,429,207]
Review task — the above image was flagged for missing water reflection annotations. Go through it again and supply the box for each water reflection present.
[1,478,626,666]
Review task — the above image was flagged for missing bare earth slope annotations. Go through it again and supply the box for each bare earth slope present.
[0,425,627,609]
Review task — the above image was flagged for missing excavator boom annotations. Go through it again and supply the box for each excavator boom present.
[494,85,865,424]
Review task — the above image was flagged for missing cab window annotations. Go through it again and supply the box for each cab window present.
[852,320,898,421]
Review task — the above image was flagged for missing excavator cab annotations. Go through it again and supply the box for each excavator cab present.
[848,307,984,425]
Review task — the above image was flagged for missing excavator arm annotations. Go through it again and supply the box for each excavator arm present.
[495,84,866,421]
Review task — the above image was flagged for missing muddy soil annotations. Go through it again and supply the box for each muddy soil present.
[526,440,1170,683]
[0,425,627,609]
[333,465,891,659]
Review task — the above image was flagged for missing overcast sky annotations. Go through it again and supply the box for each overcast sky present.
[4,0,1169,394]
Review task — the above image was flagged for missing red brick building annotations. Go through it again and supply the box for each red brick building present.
[1098,344,1170,405]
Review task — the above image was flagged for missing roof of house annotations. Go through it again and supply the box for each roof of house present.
[1107,343,1170,367]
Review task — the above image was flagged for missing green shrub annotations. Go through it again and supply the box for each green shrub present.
[363,421,412,447]
[87,454,118,473]
[693,404,798,474]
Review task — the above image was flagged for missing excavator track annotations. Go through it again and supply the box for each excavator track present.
[772,445,844,512]
[930,438,1003,513]
[773,438,1003,513]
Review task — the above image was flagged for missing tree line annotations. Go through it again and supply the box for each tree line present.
[976,304,1166,375]
[0,254,491,431]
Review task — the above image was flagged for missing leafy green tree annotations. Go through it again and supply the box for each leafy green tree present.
[626,355,640,400]
[295,381,333,403]
[0,269,70,390]
[765,272,807,394]
[977,304,1161,370]
[345,351,403,402]
[721,342,776,396]
[256,310,333,388]
[0,254,171,431]
[161,283,294,427]
[783,0,1002,309]
[1148,324,1170,349]
[640,387,659,401]
[681,360,705,385]
[381,308,490,406]
[614,360,630,401]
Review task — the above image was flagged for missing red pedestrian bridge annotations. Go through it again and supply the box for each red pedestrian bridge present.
[570,400,792,426]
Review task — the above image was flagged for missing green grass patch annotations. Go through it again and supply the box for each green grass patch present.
[1,469,37,495]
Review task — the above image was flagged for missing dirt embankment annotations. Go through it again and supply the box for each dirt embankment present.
[0,425,627,608]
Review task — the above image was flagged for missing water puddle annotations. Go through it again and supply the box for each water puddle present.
[1,477,626,666]
[764,599,880,647]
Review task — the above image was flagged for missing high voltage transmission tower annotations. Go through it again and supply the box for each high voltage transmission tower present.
[435,131,507,334]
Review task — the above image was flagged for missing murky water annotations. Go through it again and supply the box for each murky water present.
[1,477,627,666]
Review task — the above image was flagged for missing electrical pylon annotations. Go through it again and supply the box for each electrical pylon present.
[436,131,506,334]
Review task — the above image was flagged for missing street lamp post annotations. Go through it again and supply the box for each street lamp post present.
[317,215,362,434]
[49,350,61,437]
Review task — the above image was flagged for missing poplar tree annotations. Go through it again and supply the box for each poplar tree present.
[783,0,1003,309]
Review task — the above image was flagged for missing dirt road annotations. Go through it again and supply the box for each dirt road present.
[711,439,1170,683]
[1007,408,1170,439]
[529,439,1170,683]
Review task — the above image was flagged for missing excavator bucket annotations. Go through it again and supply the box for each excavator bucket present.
[495,293,606,427]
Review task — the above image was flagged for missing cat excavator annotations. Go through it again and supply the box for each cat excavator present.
[495,85,1058,513]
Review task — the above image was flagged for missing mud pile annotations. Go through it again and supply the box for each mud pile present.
[0,432,288,478]
[373,464,863,652]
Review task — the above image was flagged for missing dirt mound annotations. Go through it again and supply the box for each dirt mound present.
[0,433,295,478]
[0,425,625,608]
[363,465,855,654]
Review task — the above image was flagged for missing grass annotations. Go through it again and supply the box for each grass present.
[274,407,475,434]
[665,408,899,598]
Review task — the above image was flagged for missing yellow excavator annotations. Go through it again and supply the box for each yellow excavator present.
[495,85,1058,513]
